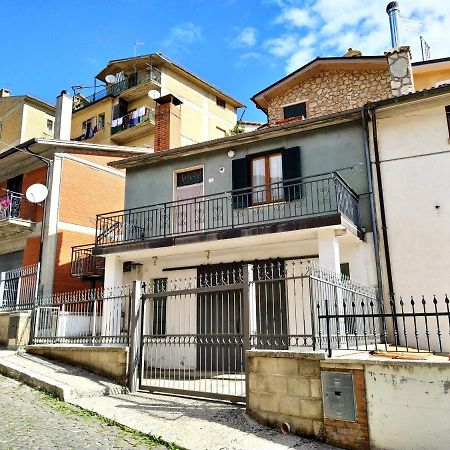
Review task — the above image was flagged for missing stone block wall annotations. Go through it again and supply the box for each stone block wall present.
[267,69,392,123]
[247,350,325,440]
[27,345,128,384]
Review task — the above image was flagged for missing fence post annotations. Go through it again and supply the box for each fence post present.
[0,271,5,308]
[325,299,332,358]
[242,264,256,410]
[128,280,142,393]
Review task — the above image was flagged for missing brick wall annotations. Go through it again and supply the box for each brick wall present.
[321,367,369,450]
[267,68,391,123]
[154,101,181,152]
[247,350,325,440]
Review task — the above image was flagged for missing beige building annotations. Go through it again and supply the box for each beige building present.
[0,89,55,152]
[71,53,243,148]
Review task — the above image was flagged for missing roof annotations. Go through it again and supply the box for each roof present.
[251,56,388,111]
[367,82,450,110]
[110,108,362,170]
[95,53,244,108]
[0,94,55,112]
[412,56,450,67]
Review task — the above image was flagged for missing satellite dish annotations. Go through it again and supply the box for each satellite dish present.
[26,184,48,204]
[105,74,117,84]
[148,89,160,100]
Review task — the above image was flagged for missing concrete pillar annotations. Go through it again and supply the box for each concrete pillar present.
[101,255,123,336]
[317,229,341,273]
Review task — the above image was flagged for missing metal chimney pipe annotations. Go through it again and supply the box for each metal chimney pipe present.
[386,1,401,47]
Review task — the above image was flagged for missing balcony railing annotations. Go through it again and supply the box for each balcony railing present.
[111,107,155,136]
[71,244,105,278]
[95,173,360,249]
[0,190,37,223]
[75,68,162,110]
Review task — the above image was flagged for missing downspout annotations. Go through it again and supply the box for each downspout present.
[361,109,383,297]
[368,106,395,296]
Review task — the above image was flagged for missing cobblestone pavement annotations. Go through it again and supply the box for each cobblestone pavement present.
[0,375,166,450]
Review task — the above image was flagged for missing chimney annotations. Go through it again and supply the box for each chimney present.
[386,1,401,47]
[385,3,415,97]
[54,90,73,140]
[0,88,10,98]
[154,94,182,152]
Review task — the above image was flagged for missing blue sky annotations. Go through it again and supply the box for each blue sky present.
[1,0,449,122]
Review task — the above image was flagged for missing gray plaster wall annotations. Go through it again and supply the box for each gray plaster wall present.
[124,120,372,230]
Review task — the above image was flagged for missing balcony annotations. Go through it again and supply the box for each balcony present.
[111,107,155,144]
[73,68,162,111]
[70,244,105,279]
[0,191,37,240]
[95,173,361,253]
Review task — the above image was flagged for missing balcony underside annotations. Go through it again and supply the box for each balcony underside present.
[111,120,155,144]
[118,80,160,102]
[0,219,35,240]
[95,213,363,256]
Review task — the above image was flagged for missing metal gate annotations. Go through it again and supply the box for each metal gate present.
[139,266,246,402]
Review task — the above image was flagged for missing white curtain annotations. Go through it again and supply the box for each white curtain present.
[269,154,284,201]
[252,158,266,203]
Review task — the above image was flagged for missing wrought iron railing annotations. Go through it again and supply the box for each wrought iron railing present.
[95,172,360,248]
[0,190,37,223]
[0,263,40,311]
[111,107,155,136]
[71,244,105,278]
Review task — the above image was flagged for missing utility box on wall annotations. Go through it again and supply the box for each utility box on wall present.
[321,371,356,421]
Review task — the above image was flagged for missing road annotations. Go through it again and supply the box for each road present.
[0,375,166,450]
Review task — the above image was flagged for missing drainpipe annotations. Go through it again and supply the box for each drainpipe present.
[361,109,383,298]
[367,107,395,297]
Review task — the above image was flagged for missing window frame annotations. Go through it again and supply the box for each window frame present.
[283,101,307,120]
[250,152,283,205]
[46,119,53,135]
[216,97,226,108]
[98,113,105,130]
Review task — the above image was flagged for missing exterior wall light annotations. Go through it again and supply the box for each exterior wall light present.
[227,150,235,158]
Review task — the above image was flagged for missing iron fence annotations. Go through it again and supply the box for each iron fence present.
[33,285,131,345]
[0,263,40,311]
[96,172,360,248]
[318,293,450,355]
[70,244,105,278]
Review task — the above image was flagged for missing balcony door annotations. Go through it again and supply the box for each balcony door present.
[174,168,204,234]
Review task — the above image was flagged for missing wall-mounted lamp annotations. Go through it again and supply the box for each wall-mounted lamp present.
[227,150,235,158]
[206,250,211,260]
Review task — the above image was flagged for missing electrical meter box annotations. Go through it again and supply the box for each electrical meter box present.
[321,371,356,421]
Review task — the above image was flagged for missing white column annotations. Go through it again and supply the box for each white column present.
[101,255,123,336]
[318,229,341,273]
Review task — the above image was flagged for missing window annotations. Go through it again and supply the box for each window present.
[216,97,226,108]
[251,153,284,204]
[46,119,53,135]
[152,278,167,335]
[98,114,105,130]
[446,105,450,138]
[283,102,307,120]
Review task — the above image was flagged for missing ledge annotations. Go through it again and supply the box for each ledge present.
[247,349,326,360]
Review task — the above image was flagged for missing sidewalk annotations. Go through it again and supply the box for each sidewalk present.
[0,348,335,450]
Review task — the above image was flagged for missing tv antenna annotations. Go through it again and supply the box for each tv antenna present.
[133,41,144,57]
[420,36,431,61]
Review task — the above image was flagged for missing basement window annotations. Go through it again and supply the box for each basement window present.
[446,105,450,138]
[283,102,307,120]
[216,97,226,108]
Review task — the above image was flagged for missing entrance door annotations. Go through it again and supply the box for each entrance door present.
[174,168,204,234]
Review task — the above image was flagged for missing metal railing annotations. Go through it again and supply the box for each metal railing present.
[111,107,155,136]
[318,293,450,355]
[0,190,37,222]
[0,263,40,311]
[71,244,105,278]
[33,286,131,345]
[96,173,360,248]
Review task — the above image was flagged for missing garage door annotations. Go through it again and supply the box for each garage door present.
[0,251,24,273]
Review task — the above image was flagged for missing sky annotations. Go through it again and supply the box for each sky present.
[1,0,449,122]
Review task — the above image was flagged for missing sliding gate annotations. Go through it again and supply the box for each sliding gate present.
[140,266,246,402]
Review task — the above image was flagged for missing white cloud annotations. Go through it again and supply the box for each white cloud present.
[231,27,258,48]
[263,0,450,74]
[163,23,203,52]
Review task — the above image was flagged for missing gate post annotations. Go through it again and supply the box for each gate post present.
[128,280,142,393]
[242,264,256,410]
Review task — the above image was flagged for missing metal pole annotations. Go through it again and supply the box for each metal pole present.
[242,264,251,410]
[325,299,332,358]
[128,280,142,393]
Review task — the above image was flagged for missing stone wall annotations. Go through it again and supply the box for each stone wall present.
[267,69,392,123]
[27,345,128,384]
[247,350,325,440]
